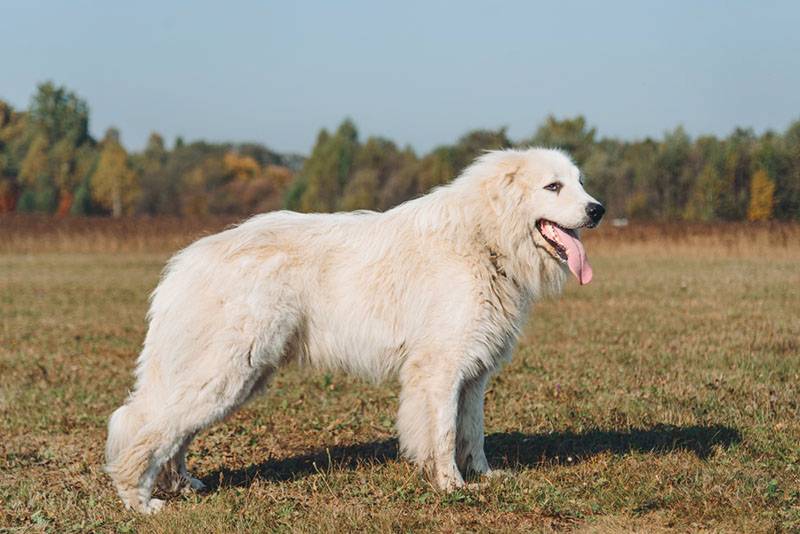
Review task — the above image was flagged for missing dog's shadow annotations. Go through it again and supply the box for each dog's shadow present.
[203,423,740,490]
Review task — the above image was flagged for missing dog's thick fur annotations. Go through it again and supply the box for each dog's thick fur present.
[106,148,601,513]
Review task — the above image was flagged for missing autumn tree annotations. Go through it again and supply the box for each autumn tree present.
[378,146,418,210]
[90,128,138,217]
[339,168,380,210]
[17,134,57,212]
[747,169,775,221]
[180,153,226,217]
[417,146,458,194]
[4,83,800,222]
[211,150,293,214]
[19,134,49,187]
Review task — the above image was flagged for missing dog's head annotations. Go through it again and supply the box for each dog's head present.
[475,148,604,285]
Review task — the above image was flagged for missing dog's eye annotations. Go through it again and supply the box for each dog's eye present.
[543,182,562,193]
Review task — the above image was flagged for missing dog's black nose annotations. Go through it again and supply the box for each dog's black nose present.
[586,202,605,226]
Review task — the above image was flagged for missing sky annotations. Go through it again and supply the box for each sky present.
[2,0,800,155]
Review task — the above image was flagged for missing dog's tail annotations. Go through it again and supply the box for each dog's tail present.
[105,402,144,471]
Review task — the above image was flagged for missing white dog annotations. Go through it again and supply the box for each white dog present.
[105,148,604,513]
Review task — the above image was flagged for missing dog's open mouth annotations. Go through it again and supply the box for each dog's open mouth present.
[536,220,593,285]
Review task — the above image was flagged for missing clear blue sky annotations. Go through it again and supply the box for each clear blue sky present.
[2,0,799,155]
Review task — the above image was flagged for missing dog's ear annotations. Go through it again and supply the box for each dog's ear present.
[502,167,520,186]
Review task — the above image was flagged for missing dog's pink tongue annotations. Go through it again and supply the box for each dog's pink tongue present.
[552,225,593,285]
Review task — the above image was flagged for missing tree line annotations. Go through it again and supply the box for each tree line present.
[1,82,798,221]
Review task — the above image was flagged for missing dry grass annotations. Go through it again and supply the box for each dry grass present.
[2,214,798,257]
[0,215,236,254]
[1,216,799,532]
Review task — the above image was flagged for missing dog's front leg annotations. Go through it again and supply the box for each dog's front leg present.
[397,361,465,491]
[429,370,466,491]
[456,371,491,478]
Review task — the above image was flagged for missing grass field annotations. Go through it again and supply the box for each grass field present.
[1,217,799,532]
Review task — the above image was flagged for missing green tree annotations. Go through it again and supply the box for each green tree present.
[354,137,403,181]
[418,128,512,194]
[718,128,755,220]
[684,163,724,221]
[70,179,94,215]
[1,102,28,212]
[341,137,406,210]
[455,128,511,161]
[654,127,691,219]
[284,131,323,211]
[525,116,596,164]
[135,132,178,215]
[582,140,623,216]
[298,120,360,212]
[620,139,659,219]
[28,81,89,144]
[756,128,797,221]
[23,82,95,213]
[782,120,800,221]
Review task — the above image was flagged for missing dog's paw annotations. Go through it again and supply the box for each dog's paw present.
[483,468,512,479]
[182,476,207,493]
[465,468,510,490]
[433,468,466,492]
[141,498,165,515]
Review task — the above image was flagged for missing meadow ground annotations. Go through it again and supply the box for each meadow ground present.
[0,217,799,533]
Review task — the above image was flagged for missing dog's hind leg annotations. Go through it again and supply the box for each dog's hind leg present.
[155,363,277,495]
[107,282,301,513]
[106,360,276,514]
[155,432,206,494]
[455,371,492,479]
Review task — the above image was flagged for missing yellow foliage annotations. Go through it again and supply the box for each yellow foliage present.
[263,165,293,190]
[625,190,650,220]
[747,169,775,222]
[223,152,260,180]
[91,138,139,217]
[339,169,379,211]
[19,135,49,186]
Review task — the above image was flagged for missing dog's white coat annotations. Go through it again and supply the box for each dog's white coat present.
[105,148,600,513]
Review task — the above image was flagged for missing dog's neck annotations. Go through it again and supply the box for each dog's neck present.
[395,172,568,302]
[457,180,567,303]
[411,192,566,308]
[473,213,566,304]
